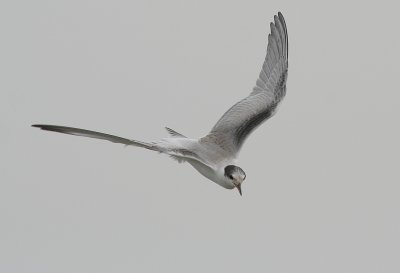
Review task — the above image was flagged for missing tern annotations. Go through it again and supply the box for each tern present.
[32,12,288,195]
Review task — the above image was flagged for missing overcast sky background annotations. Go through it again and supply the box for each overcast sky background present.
[1,1,399,272]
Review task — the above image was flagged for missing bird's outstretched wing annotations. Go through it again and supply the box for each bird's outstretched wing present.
[32,124,154,148]
[32,124,211,166]
[203,12,288,156]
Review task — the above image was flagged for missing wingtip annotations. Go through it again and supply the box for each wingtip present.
[32,124,53,130]
[32,124,48,129]
[277,12,286,26]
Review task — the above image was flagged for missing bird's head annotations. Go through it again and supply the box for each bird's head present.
[224,165,246,196]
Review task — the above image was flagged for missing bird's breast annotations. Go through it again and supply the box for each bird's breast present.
[187,159,234,189]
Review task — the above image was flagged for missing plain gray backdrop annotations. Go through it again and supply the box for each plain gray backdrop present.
[1,0,399,272]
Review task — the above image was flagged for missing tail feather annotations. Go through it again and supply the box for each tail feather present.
[32,124,154,150]
[165,127,186,138]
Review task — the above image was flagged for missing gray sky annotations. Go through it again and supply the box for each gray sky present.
[1,1,399,272]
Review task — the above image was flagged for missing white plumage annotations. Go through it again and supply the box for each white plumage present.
[32,12,288,195]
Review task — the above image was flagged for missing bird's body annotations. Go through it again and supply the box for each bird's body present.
[33,12,288,195]
[157,136,237,189]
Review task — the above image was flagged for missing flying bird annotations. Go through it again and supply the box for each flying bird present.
[32,12,288,196]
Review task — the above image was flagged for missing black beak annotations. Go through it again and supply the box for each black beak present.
[235,184,242,196]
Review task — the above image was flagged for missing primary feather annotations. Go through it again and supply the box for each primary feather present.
[32,12,289,193]
[203,12,288,156]
[31,124,154,149]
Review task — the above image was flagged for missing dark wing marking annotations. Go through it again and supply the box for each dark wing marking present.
[203,12,288,155]
[32,124,154,149]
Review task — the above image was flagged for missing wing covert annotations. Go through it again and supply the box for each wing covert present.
[203,12,288,156]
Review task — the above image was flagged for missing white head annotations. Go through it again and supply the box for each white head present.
[224,165,246,195]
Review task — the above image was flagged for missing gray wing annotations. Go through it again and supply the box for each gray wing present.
[204,12,288,156]
[32,124,154,149]
[32,124,210,166]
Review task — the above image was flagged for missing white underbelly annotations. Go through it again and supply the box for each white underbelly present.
[187,160,234,189]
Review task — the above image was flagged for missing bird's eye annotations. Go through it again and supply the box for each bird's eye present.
[229,175,234,180]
